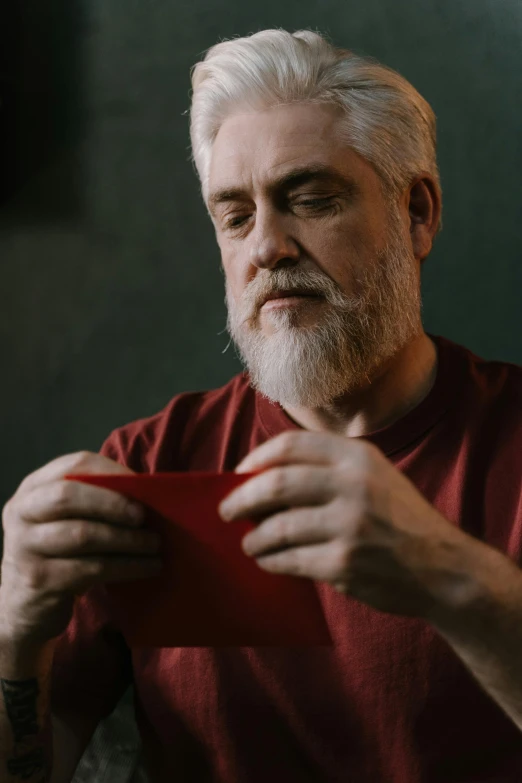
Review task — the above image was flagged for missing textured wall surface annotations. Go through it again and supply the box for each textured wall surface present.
[1,1,521,780]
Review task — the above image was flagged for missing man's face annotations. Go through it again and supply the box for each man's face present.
[207,102,422,409]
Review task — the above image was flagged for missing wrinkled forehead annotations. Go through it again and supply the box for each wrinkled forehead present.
[208,104,344,185]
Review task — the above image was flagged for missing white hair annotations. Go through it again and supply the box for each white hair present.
[189,28,442,230]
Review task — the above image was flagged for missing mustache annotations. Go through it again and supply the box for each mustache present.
[227,282,325,327]
[227,277,365,330]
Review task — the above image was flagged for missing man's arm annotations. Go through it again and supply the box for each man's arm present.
[427,539,522,732]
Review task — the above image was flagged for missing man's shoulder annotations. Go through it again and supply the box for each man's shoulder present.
[438,334,522,403]
[440,336,522,453]
[126,369,251,429]
[463,340,522,403]
[99,370,253,469]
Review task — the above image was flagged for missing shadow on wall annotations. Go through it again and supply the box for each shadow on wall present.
[0,0,87,225]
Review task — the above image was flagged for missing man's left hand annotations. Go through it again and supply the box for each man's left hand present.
[218,431,485,619]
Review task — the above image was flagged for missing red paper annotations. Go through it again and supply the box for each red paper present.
[65,472,333,648]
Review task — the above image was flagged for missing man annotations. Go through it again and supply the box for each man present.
[1,28,522,783]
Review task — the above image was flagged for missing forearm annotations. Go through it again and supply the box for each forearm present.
[0,631,56,783]
[427,539,522,732]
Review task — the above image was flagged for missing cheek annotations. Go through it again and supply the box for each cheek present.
[309,222,376,290]
[335,213,381,254]
[223,267,243,307]
[221,246,255,305]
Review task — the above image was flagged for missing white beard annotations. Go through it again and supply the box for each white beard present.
[225,210,423,409]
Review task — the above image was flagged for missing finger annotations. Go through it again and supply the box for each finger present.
[16,480,144,528]
[235,430,374,474]
[32,556,163,594]
[220,465,335,521]
[28,519,161,557]
[241,507,337,557]
[254,540,344,583]
[15,451,134,496]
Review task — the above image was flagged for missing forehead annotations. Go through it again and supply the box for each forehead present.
[207,102,378,207]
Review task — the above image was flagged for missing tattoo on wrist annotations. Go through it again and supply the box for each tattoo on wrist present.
[1,677,48,780]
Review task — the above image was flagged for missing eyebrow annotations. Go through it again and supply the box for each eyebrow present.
[207,164,359,216]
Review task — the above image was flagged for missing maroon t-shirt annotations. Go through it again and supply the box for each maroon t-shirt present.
[51,334,522,782]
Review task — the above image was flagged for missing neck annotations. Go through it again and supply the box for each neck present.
[281,332,438,437]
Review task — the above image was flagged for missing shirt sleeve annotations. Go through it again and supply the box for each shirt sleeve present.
[49,430,134,720]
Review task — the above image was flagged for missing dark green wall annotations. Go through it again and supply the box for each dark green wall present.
[1,0,521,522]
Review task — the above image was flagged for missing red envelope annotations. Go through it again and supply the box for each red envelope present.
[65,472,333,648]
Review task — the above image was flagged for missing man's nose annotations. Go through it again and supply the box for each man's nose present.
[247,208,300,270]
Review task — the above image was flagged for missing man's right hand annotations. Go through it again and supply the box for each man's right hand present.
[0,452,162,647]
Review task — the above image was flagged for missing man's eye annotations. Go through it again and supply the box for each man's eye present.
[225,215,249,229]
[223,198,334,230]
[295,197,333,209]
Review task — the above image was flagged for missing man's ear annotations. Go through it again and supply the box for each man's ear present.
[407,176,441,262]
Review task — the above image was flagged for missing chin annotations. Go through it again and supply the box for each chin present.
[238,328,361,408]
